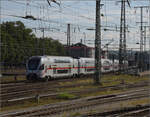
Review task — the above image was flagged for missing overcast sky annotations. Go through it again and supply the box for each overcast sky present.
[1,0,150,50]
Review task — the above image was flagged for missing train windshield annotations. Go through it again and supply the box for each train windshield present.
[28,58,40,70]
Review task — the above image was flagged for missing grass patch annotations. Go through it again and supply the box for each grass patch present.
[70,112,81,117]
[102,74,149,83]
[117,97,150,109]
[56,92,77,100]
[59,78,93,86]
[80,86,150,98]
[81,89,123,97]
[1,97,65,112]
[59,74,149,88]
[129,98,150,106]
[0,76,26,83]
[58,74,149,92]
[59,85,97,92]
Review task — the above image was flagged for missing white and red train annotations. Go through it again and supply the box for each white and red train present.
[26,56,127,80]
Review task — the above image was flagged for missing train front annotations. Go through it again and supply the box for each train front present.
[26,56,44,80]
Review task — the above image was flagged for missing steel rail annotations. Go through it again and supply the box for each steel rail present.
[1,81,148,102]
[0,88,149,117]
[0,81,149,107]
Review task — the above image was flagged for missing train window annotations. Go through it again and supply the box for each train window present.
[28,58,40,70]
[103,66,110,70]
[57,70,68,74]
[53,68,56,74]
[103,61,110,66]
[87,68,95,72]
[69,69,71,73]
[39,64,44,70]
[68,65,71,73]
[54,59,70,63]
[114,62,117,65]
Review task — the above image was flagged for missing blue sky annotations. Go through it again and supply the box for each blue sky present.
[1,0,150,50]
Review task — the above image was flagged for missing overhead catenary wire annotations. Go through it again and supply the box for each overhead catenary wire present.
[2,0,150,48]
[2,0,138,31]
[6,0,139,29]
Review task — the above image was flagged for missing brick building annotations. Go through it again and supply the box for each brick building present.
[65,43,107,58]
[65,43,94,58]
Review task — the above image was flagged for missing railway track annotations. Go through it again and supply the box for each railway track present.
[1,75,126,98]
[0,88,149,117]
[1,80,149,107]
[1,76,93,88]
[119,108,150,117]
[1,73,148,93]
[87,104,150,117]
[0,70,128,86]
[1,79,148,95]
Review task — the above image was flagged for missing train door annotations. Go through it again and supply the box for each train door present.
[68,64,71,76]
[77,59,80,75]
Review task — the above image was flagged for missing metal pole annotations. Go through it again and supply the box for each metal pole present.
[134,6,150,71]
[149,0,150,52]
[83,32,86,57]
[42,28,45,55]
[119,0,125,72]
[94,0,101,84]
[67,24,71,56]
[107,44,108,59]
[140,7,143,52]
[144,26,146,51]
[67,24,71,46]
[134,6,150,52]
[123,0,127,71]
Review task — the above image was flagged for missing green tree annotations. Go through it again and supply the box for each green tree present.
[1,21,66,67]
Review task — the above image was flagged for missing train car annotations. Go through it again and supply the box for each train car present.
[26,56,126,81]
[113,60,119,72]
[124,60,128,69]
[79,58,95,76]
[101,59,112,73]
[26,56,78,80]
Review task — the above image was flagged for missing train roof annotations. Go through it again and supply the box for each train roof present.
[79,57,94,60]
[30,55,72,59]
[29,56,74,63]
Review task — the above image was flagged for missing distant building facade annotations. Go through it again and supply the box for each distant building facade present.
[65,43,107,58]
[65,43,94,58]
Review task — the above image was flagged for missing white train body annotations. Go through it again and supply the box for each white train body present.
[26,56,77,80]
[113,60,119,71]
[101,59,112,73]
[26,56,127,80]
[78,58,95,75]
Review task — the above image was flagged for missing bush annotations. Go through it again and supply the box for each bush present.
[56,92,76,100]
